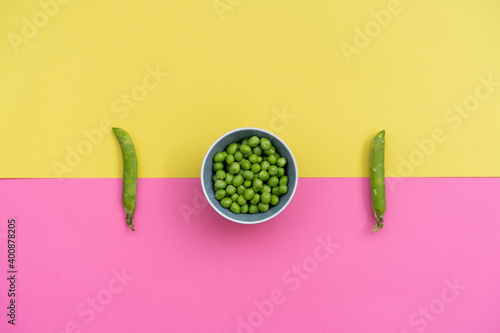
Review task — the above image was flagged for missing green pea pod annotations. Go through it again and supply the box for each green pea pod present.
[370,130,386,233]
[113,127,138,231]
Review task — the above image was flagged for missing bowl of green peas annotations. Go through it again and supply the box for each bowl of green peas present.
[201,128,298,224]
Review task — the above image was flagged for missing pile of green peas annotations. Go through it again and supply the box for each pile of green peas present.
[212,136,288,214]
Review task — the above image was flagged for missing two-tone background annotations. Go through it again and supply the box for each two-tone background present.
[1,1,500,332]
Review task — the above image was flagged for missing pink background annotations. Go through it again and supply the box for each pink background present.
[1,178,499,332]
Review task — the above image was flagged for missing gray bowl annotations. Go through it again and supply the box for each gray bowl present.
[201,127,298,224]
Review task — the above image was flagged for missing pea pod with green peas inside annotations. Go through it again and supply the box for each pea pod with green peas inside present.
[112,127,138,231]
[370,130,386,233]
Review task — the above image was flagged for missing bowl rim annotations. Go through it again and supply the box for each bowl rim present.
[201,127,298,224]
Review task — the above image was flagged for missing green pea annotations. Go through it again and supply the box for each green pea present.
[214,152,225,162]
[225,154,235,164]
[216,170,226,180]
[112,127,137,231]
[259,171,270,181]
[220,197,232,208]
[237,195,247,205]
[253,146,263,156]
[268,165,278,176]
[249,204,259,214]
[261,192,271,204]
[251,163,261,173]
[215,190,226,201]
[253,178,263,192]
[232,174,244,187]
[225,173,234,185]
[230,202,241,214]
[277,157,287,167]
[248,154,258,164]
[264,147,276,156]
[370,130,386,233]
[248,136,260,147]
[260,138,272,150]
[214,180,227,190]
[234,151,243,162]
[229,162,241,174]
[240,160,251,170]
[227,143,238,155]
[226,185,236,195]
[258,202,269,212]
[278,185,288,194]
[240,144,252,157]
[242,170,254,180]
[271,186,281,195]
[244,188,255,200]
[237,185,246,195]
[212,136,289,214]
[268,176,279,187]
[250,193,260,204]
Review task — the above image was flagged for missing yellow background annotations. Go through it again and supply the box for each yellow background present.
[1,0,499,178]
